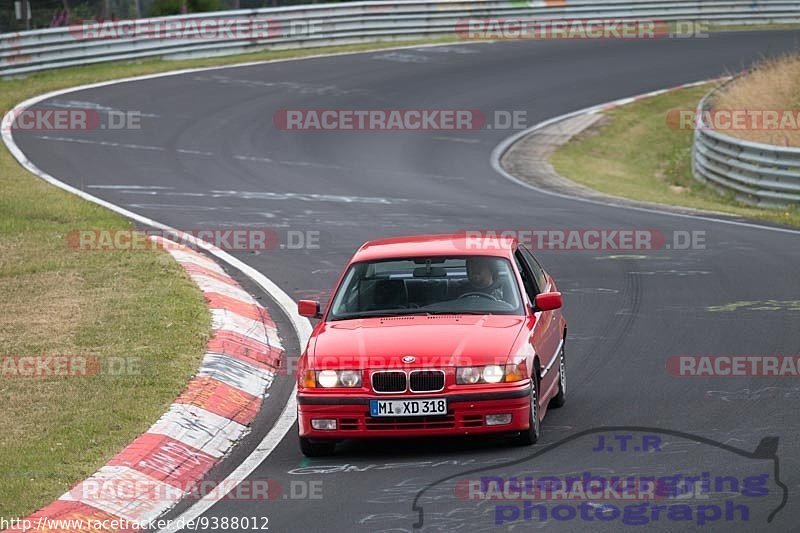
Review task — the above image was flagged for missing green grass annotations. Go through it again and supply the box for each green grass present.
[705,22,800,32]
[0,166,212,519]
[550,84,800,228]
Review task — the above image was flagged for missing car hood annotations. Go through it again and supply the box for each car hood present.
[308,315,525,369]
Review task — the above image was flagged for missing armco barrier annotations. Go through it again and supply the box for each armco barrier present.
[1,0,800,77]
[692,83,800,207]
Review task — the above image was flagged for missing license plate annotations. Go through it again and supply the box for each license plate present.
[369,398,447,417]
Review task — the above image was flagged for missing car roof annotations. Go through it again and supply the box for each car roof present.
[351,233,518,263]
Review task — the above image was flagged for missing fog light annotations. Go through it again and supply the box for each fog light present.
[311,419,337,430]
[485,414,512,426]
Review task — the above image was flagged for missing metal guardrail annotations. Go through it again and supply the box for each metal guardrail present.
[693,84,800,207]
[1,0,800,77]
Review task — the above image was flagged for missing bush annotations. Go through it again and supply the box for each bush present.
[192,0,224,11]
[149,0,223,16]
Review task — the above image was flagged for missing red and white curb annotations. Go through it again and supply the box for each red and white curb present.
[6,236,282,532]
[590,78,729,113]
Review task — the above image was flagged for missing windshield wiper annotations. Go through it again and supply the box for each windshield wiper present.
[333,309,496,320]
[370,310,490,317]
[419,310,494,315]
[333,309,427,320]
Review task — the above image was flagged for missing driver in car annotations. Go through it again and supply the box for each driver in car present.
[450,257,507,301]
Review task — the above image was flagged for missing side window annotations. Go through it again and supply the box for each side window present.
[514,249,538,301]
[521,246,548,292]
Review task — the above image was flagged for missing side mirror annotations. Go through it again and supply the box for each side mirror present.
[533,292,562,312]
[298,300,321,319]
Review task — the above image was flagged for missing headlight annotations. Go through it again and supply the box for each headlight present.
[339,370,361,387]
[456,364,526,384]
[456,367,482,384]
[306,369,363,388]
[317,370,339,388]
[482,365,504,383]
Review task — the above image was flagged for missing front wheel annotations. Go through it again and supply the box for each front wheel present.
[515,377,541,446]
[549,341,566,408]
[299,437,336,457]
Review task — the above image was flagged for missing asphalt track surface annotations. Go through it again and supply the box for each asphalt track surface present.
[12,31,800,532]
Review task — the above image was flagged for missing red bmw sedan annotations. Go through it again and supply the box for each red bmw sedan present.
[296,234,567,456]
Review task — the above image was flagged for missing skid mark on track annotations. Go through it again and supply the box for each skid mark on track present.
[286,456,515,475]
[575,270,642,388]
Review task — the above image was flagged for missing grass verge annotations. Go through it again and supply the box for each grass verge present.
[0,165,212,517]
[550,83,800,228]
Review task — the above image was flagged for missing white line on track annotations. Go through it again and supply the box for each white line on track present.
[88,184,174,190]
[233,154,274,163]
[37,134,165,151]
[176,148,215,156]
[33,135,466,183]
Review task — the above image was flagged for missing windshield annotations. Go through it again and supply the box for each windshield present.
[328,256,523,320]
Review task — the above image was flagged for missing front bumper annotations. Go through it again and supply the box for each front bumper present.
[297,384,531,439]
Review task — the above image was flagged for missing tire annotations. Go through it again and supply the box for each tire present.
[549,341,566,408]
[515,375,541,446]
[299,437,336,457]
